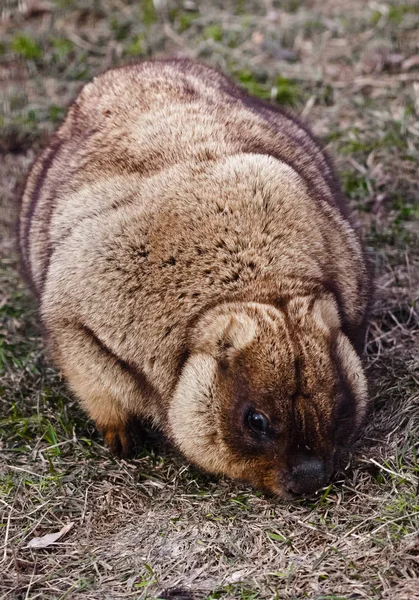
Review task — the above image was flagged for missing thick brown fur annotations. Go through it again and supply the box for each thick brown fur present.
[19,59,372,497]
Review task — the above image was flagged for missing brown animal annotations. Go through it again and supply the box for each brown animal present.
[19,59,371,497]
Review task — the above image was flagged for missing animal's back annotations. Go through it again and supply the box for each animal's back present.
[19,59,344,295]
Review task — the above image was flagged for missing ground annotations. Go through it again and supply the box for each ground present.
[0,0,418,599]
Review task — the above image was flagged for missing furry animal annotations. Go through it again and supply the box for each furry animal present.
[19,59,371,497]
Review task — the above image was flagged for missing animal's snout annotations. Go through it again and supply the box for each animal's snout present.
[287,455,330,496]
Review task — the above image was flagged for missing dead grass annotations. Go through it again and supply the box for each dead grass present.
[1,1,418,599]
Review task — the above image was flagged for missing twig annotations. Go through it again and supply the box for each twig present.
[1,510,12,563]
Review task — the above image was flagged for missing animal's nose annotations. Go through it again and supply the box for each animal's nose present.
[287,456,329,496]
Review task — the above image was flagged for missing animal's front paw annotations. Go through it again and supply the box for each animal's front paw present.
[101,416,144,458]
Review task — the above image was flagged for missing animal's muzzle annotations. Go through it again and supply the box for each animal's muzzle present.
[286,454,331,496]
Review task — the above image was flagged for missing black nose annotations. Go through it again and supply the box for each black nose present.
[287,456,329,496]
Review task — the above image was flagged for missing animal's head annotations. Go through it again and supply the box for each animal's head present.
[168,296,368,497]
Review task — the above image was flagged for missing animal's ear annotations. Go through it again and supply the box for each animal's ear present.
[312,296,341,332]
[191,310,257,360]
[287,295,340,332]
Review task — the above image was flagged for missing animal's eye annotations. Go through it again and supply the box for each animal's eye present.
[246,410,269,435]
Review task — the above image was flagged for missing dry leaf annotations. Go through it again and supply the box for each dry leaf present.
[27,522,74,549]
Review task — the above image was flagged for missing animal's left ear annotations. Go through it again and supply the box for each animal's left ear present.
[191,309,257,360]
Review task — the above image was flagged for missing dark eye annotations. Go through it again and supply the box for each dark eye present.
[246,410,269,436]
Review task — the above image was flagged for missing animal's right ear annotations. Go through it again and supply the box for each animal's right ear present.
[191,311,257,361]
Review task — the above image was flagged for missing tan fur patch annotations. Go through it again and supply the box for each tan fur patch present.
[168,353,226,473]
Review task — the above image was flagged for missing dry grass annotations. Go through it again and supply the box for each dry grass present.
[1,0,418,598]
